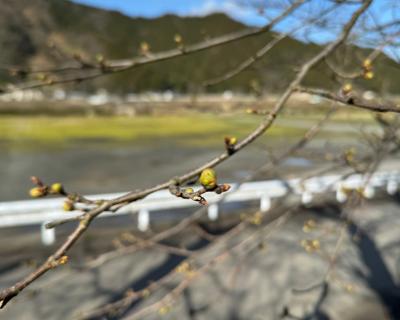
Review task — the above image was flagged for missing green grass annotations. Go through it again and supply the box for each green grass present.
[284,110,375,123]
[0,114,305,147]
[0,109,377,150]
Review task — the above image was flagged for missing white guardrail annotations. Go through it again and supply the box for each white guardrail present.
[0,171,399,246]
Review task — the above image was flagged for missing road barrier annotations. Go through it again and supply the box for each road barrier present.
[0,171,399,245]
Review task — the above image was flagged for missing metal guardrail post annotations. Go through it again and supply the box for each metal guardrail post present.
[1,171,400,242]
[41,222,56,246]
[387,180,398,195]
[138,209,150,232]
[363,185,375,199]
[260,194,271,212]
[301,191,313,205]
[208,204,219,221]
[336,183,347,203]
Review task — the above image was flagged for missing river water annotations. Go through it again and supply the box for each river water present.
[0,137,315,201]
[1,113,376,202]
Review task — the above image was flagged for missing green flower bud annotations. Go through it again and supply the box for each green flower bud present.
[174,34,183,44]
[29,187,46,198]
[50,183,63,194]
[95,53,104,63]
[63,200,74,212]
[199,168,217,190]
[185,187,194,194]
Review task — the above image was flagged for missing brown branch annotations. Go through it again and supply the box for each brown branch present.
[0,0,306,94]
[324,29,400,80]
[80,105,336,270]
[0,0,372,308]
[48,117,393,318]
[296,86,400,113]
[203,3,339,87]
[77,220,248,320]
[123,208,295,320]
[203,33,287,87]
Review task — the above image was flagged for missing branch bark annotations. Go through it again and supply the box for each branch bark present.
[0,0,373,309]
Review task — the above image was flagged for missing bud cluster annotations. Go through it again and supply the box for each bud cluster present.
[169,168,231,205]
[301,239,320,253]
[29,177,66,199]
[362,58,374,80]
[224,136,237,154]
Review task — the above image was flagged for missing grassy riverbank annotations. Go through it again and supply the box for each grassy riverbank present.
[0,107,378,149]
[0,114,304,146]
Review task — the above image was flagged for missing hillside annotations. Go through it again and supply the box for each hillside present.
[0,0,399,93]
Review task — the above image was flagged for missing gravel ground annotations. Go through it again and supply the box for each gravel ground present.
[1,196,400,320]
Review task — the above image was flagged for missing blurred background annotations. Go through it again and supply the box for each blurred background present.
[1,0,399,201]
[0,0,400,319]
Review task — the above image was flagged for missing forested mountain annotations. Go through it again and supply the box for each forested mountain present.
[0,0,398,93]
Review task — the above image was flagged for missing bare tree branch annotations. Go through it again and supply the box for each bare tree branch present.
[296,86,400,113]
[0,0,373,309]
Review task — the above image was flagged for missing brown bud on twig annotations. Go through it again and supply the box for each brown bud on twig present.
[224,136,237,154]
[29,187,47,198]
[95,53,105,64]
[192,194,208,205]
[140,42,150,56]
[362,58,372,70]
[169,169,230,206]
[341,83,353,95]
[199,168,217,190]
[31,176,43,187]
[35,73,49,82]
[50,183,64,194]
[214,183,231,194]
[343,147,356,165]
[72,53,83,62]
[363,70,374,80]
[58,256,69,265]
[49,256,69,269]
[174,34,184,51]
[29,176,48,198]
[63,200,74,212]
